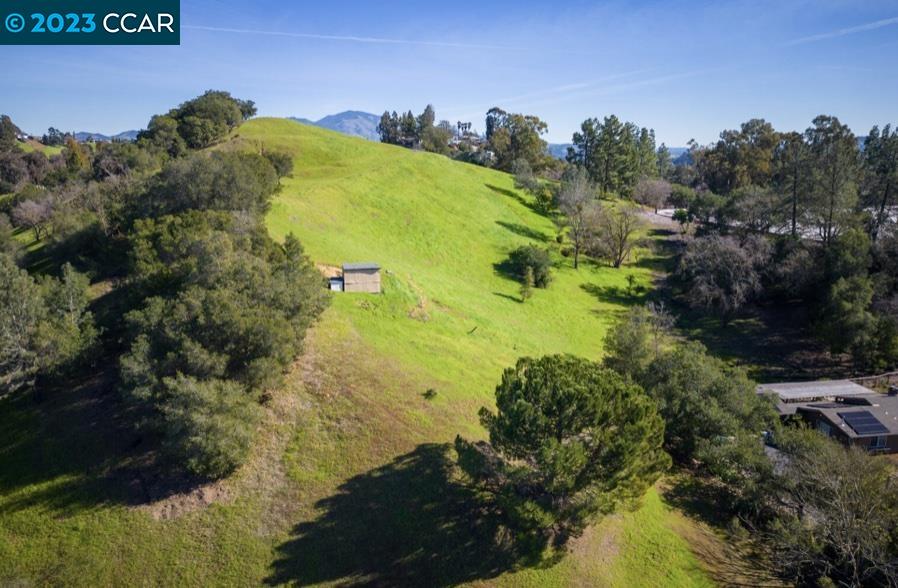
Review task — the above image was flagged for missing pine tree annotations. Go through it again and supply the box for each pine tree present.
[416,104,436,139]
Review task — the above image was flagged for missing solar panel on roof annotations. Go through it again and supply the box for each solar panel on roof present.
[838,411,890,436]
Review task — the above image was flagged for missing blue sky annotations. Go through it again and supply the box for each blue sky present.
[3,0,897,145]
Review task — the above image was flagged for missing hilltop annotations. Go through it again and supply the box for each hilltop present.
[0,118,759,587]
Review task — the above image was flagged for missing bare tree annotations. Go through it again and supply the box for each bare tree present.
[555,168,600,269]
[677,234,770,322]
[592,203,644,268]
[768,430,898,587]
[633,177,671,213]
[11,198,53,241]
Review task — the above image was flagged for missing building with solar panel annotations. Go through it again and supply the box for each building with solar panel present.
[758,380,898,453]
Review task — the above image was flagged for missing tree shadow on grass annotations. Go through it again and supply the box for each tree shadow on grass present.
[580,282,647,307]
[266,443,543,587]
[0,361,212,515]
[672,301,851,382]
[494,292,523,304]
[634,233,682,274]
[484,184,547,217]
[661,475,785,587]
[662,474,738,529]
[492,257,519,284]
[495,220,550,243]
[0,366,136,515]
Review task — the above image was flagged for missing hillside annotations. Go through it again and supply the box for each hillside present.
[0,118,761,586]
[17,138,63,156]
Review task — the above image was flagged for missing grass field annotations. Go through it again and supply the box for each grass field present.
[17,139,63,157]
[0,119,759,586]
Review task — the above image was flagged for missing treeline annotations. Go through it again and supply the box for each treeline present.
[375,104,675,195]
[0,90,328,478]
[377,104,561,173]
[671,116,898,371]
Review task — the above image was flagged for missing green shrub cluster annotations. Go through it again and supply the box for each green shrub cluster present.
[505,245,552,288]
[0,257,96,393]
[121,201,328,479]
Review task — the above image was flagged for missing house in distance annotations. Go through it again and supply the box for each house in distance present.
[759,380,898,454]
[329,262,381,293]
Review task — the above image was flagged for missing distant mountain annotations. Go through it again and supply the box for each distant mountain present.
[74,130,139,143]
[547,143,571,160]
[289,111,380,141]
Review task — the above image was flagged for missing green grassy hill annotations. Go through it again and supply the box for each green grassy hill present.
[17,138,63,157]
[247,118,654,420]
[0,118,760,586]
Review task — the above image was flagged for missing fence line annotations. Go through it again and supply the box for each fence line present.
[852,371,898,391]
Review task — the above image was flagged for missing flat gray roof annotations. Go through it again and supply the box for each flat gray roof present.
[757,380,874,401]
[342,262,380,271]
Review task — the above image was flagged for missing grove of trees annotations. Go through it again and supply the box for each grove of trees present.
[0,91,327,478]
[670,114,898,370]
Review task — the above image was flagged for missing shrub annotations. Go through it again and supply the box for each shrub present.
[0,256,96,392]
[677,234,770,322]
[120,226,329,477]
[264,151,294,182]
[139,151,278,218]
[160,375,261,478]
[506,245,551,288]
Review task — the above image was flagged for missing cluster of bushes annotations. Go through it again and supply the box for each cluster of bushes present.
[504,245,552,288]
[0,257,96,393]
[0,91,323,478]
[454,298,898,583]
[118,148,324,478]
[138,90,256,157]
[674,223,898,369]
[122,215,328,477]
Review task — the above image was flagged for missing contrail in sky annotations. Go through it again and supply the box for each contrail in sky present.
[182,25,519,51]
[786,16,898,45]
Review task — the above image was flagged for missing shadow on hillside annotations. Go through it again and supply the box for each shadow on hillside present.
[634,231,683,274]
[485,183,546,217]
[0,362,209,515]
[662,475,738,529]
[266,443,541,587]
[495,220,550,243]
[661,476,784,587]
[673,301,851,382]
[492,257,519,284]
[580,282,647,307]
[493,292,523,304]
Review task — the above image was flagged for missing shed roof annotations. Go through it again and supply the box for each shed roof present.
[343,262,380,271]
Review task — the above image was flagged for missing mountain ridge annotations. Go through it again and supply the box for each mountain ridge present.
[289,110,380,141]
